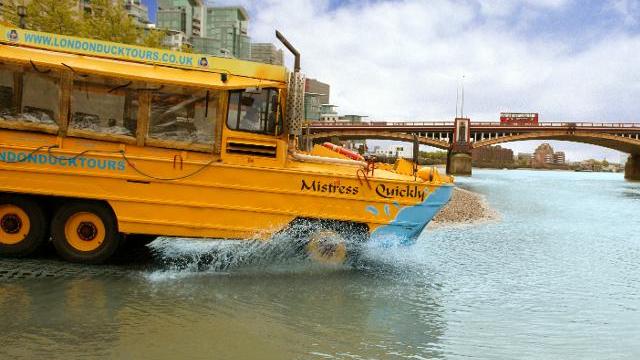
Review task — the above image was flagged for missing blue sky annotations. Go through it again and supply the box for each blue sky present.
[142,0,640,160]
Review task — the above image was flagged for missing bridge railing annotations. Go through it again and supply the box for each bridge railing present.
[308,121,640,128]
[307,121,455,127]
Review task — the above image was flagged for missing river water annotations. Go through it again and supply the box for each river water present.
[1,169,639,359]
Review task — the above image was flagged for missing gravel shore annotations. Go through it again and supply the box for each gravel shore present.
[430,187,499,227]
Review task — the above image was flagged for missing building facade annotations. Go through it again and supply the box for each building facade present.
[156,0,204,50]
[305,78,330,105]
[250,43,283,65]
[533,143,554,168]
[203,6,250,59]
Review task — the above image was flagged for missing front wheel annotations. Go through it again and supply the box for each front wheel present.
[292,220,369,265]
[51,201,121,264]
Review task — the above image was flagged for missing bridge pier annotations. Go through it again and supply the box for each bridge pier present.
[446,151,472,176]
[625,154,640,181]
[447,118,473,176]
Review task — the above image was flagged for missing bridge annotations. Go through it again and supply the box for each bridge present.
[305,119,640,180]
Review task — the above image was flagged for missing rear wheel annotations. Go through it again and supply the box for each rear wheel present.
[0,194,48,257]
[51,202,121,264]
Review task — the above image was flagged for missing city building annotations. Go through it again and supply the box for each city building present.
[162,29,188,50]
[250,43,283,65]
[123,0,151,27]
[203,6,250,59]
[553,151,566,165]
[340,115,367,123]
[533,143,568,168]
[156,0,204,50]
[320,104,339,122]
[304,93,323,121]
[472,145,514,167]
[305,78,330,105]
[373,144,413,159]
[533,143,555,168]
[304,78,331,121]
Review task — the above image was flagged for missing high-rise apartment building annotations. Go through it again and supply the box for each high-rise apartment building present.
[156,0,203,49]
[250,43,283,65]
[533,143,554,168]
[553,152,566,165]
[204,6,251,59]
[305,78,330,105]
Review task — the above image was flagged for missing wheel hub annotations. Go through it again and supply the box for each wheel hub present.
[77,221,98,241]
[319,242,338,257]
[1,213,22,234]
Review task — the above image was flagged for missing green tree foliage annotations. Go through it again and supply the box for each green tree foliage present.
[2,0,173,51]
[25,0,81,35]
[1,0,21,26]
[141,29,167,49]
[82,0,139,44]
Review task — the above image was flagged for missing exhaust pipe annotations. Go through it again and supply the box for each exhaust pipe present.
[275,30,300,72]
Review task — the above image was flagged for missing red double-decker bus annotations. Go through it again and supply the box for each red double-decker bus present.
[500,112,539,125]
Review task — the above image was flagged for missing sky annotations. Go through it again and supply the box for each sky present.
[147,0,640,162]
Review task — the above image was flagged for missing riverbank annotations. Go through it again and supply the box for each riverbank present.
[430,187,499,227]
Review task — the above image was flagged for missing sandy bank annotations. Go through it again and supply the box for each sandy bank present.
[430,187,499,227]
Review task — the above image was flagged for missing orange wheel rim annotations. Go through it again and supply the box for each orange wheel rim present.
[306,229,347,265]
[0,204,30,245]
[64,212,105,252]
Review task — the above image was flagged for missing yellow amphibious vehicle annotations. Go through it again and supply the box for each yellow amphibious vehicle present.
[0,25,454,264]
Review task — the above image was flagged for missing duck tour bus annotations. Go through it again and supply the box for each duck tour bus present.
[0,25,454,264]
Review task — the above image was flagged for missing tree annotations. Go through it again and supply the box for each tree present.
[26,0,82,36]
[82,0,139,45]
[1,0,21,26]
[141,29,167,49]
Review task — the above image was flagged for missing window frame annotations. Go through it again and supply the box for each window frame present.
[226,88,282,136]
[145,84,220,153]
[66,73,141,145]
[0,61,62,135]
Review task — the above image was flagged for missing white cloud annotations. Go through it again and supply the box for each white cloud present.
[227,0,639,160]
[610,0,640,25]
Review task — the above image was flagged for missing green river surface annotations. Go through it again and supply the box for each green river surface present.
[1,169,639,359]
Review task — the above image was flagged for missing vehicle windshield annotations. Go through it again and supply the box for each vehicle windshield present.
[226,88,281,135]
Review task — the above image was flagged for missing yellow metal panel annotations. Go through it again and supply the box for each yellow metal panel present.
[0,45,284,90]
[0,25,287,82]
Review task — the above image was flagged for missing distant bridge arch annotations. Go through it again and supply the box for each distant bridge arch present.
[472,131,640,154]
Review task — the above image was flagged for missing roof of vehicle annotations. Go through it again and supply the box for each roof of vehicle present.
[0,24,287,89]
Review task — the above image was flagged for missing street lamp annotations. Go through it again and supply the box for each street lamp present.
[17,5,27,29]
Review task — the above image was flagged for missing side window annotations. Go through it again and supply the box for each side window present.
[226,88,281,135]
[0,63,60,130]
[69,74,139,139]
[148,86,217,148]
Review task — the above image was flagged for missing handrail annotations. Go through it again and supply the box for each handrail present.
[306,121,640,128]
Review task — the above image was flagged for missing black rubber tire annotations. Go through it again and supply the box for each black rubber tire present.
[289,219,369,264]
[0,194,48,257]
[51,201,121,264]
